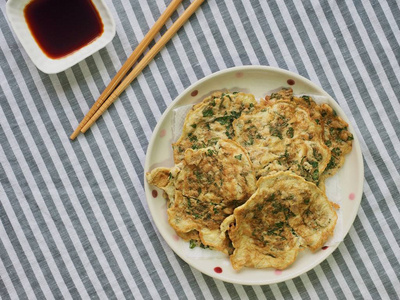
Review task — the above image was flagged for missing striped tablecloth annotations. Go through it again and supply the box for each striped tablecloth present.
[1,0,399,299]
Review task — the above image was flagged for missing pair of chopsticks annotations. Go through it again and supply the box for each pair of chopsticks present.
[70,0,204,140]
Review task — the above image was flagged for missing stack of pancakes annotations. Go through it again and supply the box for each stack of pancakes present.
[147,88,353,270]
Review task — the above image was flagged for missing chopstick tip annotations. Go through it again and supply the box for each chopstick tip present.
[70,127,81,140]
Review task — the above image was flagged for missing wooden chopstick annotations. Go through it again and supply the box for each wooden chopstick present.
[79,0,204,135]
[70,0,184,140]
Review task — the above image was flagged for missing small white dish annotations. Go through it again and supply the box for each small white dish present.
[144,66,364,285]
[6,0,116,74]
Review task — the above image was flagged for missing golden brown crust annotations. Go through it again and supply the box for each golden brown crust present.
[149,139,256,253]
[262,88,322,122]
[318,103,354,179]
[172,91,257,163]
[146,165,181,203]
[146,167,171,188]
[255,88,353,189]
[233,97,331,185]
[225,171,337,270]
[175,229,200,241]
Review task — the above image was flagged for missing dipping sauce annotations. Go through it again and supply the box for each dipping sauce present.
[24,0,104,59]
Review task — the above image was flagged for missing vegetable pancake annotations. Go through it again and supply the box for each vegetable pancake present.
[233,99,331,185]
[253,88,353,189]
[263,87,322,122]
[318,103,354,180]
[222,171,337,270]
[172,91,257,163]
[146,139,256,252]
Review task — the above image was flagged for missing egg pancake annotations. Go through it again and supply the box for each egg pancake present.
[233,100,331,185]
[172,91,257,163]
[318,103,354,179]
[223,171,337,270]
[262,87,322,122]
[147,139,257,252]
[264,88,353,181]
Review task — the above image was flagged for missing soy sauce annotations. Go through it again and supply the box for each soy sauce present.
[24,0,104,59]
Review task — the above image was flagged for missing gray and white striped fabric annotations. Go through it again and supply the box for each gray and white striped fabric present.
[1,0,399,299]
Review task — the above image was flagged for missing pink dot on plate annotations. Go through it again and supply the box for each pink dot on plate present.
[191,90,198,97]
[214,267,223,273]
[173,234,179,241]
[287,79,295,85]
[322,246,329,250]
[236,72,244,78]
[275,269,282,275]
[160,129,166,137]
[152,190,158,198]
[349,193,355,200]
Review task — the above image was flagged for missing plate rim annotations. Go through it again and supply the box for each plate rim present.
[144,65,364,285]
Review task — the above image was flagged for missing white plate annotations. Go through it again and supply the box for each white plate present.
[144,66,364,285]
[6,0,115,74]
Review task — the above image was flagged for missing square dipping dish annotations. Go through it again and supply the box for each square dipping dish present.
[6,0,116,74]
